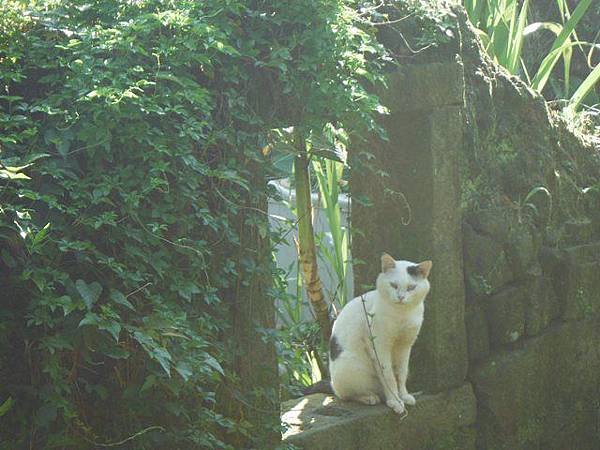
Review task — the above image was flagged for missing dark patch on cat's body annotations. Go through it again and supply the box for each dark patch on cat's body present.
[329,334,343,361]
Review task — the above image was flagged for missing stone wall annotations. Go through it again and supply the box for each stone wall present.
[458,8,600,449]
[282,9,600,450]
[351,61,468,394]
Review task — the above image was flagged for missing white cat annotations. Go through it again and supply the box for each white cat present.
[329,253,432,414]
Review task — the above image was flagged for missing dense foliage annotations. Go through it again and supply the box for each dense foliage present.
[463,0,600,110]
[0,0,385,448]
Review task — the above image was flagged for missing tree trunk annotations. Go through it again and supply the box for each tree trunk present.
[294,132,332,342]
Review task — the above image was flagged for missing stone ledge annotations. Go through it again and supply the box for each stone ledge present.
[282,384,477,450]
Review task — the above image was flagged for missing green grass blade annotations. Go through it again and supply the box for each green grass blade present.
[490,17,511,67]
[523,22,562,37]
[507,0,529,74]
[530,0,592,92]
[563,42,572,97]
[568,62,600,111]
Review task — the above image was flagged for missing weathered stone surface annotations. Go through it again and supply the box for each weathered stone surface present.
[352,62,467,393]
[466,208,514,243]
[564,242,600,264]
[550,244,600,320]
[563,219,594,244]
[423,105,469,392]
[560,261,600,320]
[483,286,526,347]
[282,384,477,450]
[463,223,513,299]
[538,245,563,275]
[465,303,489,362]
[380,63,464,113]
[470,319,600,450]
[524,276,559,337]
[504,224,540,280]
[467,210,540,281]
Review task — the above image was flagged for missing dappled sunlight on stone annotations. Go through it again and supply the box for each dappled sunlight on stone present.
[281,386,477,448]
[282,397,308,426]
[281,395,338,439]
[321,396,334,406]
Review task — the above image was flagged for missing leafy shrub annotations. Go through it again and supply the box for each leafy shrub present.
[0,1,273,447]
[0,0,385,448]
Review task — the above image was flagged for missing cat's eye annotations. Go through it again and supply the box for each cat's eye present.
[407,284,416,292]
[390,282,399,289]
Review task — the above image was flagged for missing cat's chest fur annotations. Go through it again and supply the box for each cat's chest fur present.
[370,302,423,346]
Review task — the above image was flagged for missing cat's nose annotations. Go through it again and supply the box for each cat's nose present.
[407,284,416,291]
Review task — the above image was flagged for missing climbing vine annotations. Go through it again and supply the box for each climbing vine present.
[0,0,386,448]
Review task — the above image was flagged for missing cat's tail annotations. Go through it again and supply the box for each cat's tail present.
[302,379,334,396]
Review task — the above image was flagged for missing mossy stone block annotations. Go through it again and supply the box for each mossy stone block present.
[524,276,559,337]
[471,319,600,450]
[505,225,540,279]
[463,223,514,298]
[561,262,600,320]
[465,303,490,362]
[466,208,513,243]
[483,286,526,347]
[563,219,594,245]
[381,62,464,113]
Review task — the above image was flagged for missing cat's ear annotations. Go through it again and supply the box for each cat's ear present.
[417,260,432,278]
[381,253,396,272]
[408,260,433,278]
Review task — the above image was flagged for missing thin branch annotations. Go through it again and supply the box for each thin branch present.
[358,1,384,17]
[369,12,415,26]
[388,26,435,55]
[126,282,152,298]
[83,426,165,448]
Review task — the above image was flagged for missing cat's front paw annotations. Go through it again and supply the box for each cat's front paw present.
[400,393,416,405]
[386,399,405,415]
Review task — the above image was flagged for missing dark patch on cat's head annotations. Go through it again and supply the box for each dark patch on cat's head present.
[407,265,420,276]
[407,260,433,278]
[329,334,343,361]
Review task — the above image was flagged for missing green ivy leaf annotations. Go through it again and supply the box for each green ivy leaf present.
[151,347,172,376]
[76,279,102,310]
[102,344,130,360]
[175,361,192,381]
[99,320,121,341]
[110,290,135,311]
[140,374,157,393]
[54,296,78,316]
[0,397,14,417]
[133,331,172,376]
[177,281,201,301]
[204,353,224,376]
[79,312,100,327]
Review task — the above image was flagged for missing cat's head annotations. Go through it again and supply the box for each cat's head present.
[376,253,432,305]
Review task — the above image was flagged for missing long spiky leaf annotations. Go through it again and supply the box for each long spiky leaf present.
[530,0,593,92]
